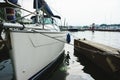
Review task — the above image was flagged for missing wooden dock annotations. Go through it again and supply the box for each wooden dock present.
[74,39,120,75]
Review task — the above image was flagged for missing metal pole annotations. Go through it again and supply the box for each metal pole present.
[36,0,39,23]
[42,12,44,29]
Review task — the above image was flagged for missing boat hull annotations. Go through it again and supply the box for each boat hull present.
[9,31,65,80]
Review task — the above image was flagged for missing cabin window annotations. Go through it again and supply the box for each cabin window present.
[40,18,56,25]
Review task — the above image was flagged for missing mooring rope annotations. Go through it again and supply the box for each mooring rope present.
[33,31,102,55]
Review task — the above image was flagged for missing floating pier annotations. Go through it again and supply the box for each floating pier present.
[74,39,120,75]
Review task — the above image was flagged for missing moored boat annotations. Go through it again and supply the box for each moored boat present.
[0,0,66,80]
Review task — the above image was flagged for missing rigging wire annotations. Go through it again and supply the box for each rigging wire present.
[10,11,36,22]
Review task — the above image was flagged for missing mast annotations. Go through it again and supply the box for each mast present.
[35,0,44,29]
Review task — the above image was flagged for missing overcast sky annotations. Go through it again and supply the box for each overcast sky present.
[19,0,120,26]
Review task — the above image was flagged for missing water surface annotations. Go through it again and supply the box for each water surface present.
[48,31,120,80]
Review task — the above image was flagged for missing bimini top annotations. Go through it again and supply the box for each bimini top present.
[33,0,61,19]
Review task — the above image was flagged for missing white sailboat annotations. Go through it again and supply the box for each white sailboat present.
[0,0,66,80]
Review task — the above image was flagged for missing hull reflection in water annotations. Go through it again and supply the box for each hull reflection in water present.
[48,44,94,80]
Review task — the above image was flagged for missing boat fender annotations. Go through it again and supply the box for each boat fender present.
[66,33,71,44]
[0,40,5,50]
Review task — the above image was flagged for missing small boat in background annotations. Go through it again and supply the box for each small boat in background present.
[68,26,78,32]
[0,0,66,80]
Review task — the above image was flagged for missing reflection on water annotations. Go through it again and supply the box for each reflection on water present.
[48,43,94,80]
[65,44,94,80]
[0,59,13,80]
[75,53,115,80]
[47,63,68,80]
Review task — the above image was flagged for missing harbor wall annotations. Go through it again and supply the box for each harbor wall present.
[74,39,120,79]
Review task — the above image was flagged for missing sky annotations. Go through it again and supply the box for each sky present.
[16,0,120,26]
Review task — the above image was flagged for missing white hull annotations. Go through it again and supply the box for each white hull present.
[0,0,66,79]
[9,31,65,80]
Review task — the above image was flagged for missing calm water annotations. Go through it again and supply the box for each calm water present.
[48,31,120,80]
[72,31,120,49]
[0,31,120,80]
